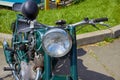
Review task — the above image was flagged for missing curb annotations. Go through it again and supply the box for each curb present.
[0,25,120,46]
[77,25,120,46]
[0,33,12,42]
[77,29,113,45]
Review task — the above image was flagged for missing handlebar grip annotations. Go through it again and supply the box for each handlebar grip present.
[93,18,108,23]
[4,67,14,71]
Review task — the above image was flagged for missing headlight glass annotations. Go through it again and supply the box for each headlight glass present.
[42,28,72,57]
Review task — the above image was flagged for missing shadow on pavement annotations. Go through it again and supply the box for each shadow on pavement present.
[0,48,115,80]
[0,74,12,80]
[53,48,115,80]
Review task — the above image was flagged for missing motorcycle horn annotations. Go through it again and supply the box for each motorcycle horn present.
[21,0,39,20]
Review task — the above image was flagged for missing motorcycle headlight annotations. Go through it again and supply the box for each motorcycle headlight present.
[42,28,72,57]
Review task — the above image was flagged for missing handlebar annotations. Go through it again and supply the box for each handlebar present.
[18,17,109,29]
[70,17,109,27]
[93,17,108,23]
[18,18,47,28]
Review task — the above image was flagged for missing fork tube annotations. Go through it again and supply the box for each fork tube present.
[9,64,20,80]
[69,27,78,80]
[35,68,42,80]
[44,53,51,80]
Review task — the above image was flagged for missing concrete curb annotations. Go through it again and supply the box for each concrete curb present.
[0,33,12,42]
[77,29,113,45]
[77,25,120,46]
[0,25,120,46]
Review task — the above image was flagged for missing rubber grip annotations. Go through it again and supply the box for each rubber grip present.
[93,18,108,23]
[4,67,14,71]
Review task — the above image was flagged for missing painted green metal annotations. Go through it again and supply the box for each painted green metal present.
[44,53,52,80]
[51,75,71,80]
[16,50,29,63]
[3,41,14,64]
[69,26,78,80]
[35,29,46,52]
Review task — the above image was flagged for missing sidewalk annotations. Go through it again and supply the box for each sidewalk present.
[77,38,120,80]
[0,33,12,42]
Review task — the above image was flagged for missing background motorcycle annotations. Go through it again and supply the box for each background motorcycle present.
[3,0,109,80]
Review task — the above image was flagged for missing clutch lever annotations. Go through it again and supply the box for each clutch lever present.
[90,23,100,30]
[76,18,100,32]
[99,22,111,28]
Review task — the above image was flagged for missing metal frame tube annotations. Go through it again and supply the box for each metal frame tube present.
[44,53,52,80]
[69,27,78,80]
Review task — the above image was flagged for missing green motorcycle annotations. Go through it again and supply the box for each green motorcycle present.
[3,0,109,80]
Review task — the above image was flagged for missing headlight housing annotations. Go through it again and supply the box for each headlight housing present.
[42,28,72,57]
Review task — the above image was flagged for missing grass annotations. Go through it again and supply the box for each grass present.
[0,41,2,45]
[0,41,2,47]
[0,0,120,34]
[104,37,114,43]
[0,9,16,33]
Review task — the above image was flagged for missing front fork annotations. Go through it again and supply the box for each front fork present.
[69,27,78,80]
[42,27,78,80]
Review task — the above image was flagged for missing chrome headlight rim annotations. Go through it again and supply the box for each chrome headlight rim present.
[42,28,72,57]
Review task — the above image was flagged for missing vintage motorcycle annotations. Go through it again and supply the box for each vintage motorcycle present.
[3,0,109,80]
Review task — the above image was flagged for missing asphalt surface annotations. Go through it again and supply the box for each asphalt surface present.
[0,38,120,80]
[0,48,13,80]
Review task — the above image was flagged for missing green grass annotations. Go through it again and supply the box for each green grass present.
[1,0,120,34]
[0,41,2,45]
[0,9,16,33]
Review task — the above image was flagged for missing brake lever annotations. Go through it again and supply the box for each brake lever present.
[88,19,100,30]
[76,25,84,32]
[76,21,100,33]
[90,23,100,30]
[76,18,100,32]
[99,22,111,28]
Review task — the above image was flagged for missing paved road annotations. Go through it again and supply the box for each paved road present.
[0,38,120,80]
[77,38,120,80]
[0,48,13,80]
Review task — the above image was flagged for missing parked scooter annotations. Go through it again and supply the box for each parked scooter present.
[3,0,109,80]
